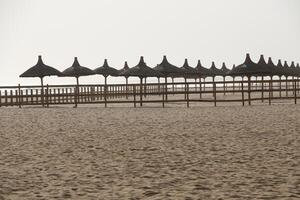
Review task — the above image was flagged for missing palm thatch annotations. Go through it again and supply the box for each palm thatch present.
[180,59,198,78]
[283,61,294,77]
[20,55,62,78]
[195,60,214,77]
[154,56,183,77]
[118,61,130,77]
[62,57,94,78]
[220,62,230,76]
[228,54,270,77]
[209,62,223,76]
[94,59,119,77]
[120,56,163,78]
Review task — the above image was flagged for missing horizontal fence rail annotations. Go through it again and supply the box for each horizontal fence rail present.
[0,78,299,108]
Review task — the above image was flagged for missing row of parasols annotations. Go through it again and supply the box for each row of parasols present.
[20,54,300,89]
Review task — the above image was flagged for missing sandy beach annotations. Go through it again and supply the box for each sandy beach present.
[0,104,299,199]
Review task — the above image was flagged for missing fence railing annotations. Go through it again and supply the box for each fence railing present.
[0,78,299,108]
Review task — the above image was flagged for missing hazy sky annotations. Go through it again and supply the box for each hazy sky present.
[0,0,299,85]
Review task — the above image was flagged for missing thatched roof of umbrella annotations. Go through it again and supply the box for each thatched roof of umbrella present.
[220,62,230,76]
[120,56,163,78]
[195,60,214,77]
[118,61,130,77]
[154,55,183,77]
[62,57,94,77]
[257,55,272,75]
[94,59,119,77]
[289,61,300,77]
[266,57,280,76]
[296,63,300,77]
[180,59,198,78]
[283,61,294,77]
[228,53,270,77]
[20,55,62,78]
[209,62,223,76]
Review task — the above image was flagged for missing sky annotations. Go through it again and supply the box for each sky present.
[0,0,299,86]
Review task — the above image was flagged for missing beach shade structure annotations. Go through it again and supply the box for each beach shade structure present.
[180,59,198,100]
[118,61,130,99]
[228,64,237,93]
[120,56,163,106]
[94,59,119,107]
[220,62,230,94]
[20,55,63,107]
[195,60,214,98]
[61,57,95,107]
[154,55,184,100]
[209,62,223,81]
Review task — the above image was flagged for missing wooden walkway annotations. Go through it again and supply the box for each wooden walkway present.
[0,79,299,108]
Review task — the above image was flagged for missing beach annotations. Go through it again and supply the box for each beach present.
[0,104,299,199]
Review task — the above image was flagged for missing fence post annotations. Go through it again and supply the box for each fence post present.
[241,81,244,106]
[46,85,49,108]
[18,84,21,108]
[0,90,1,107]
[162,82,165,108]
[5,90,8,107]
[213,82,217,107]
[248,77,251,105]
[186,83,190,108]
[294,80,297,104]
[268,80,271,105]
[133,85,136,108]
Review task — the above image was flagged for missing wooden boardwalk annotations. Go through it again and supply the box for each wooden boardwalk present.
[0,79,299,108]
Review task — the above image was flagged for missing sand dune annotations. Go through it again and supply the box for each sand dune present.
[0,104,299,199]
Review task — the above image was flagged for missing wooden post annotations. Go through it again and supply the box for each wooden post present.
[279,76,282,98]
[133,85,136,108]
[186,82,190,108]
[241,81,244,106]
[5,90,8,107]
[162,81,165,108]
[261,76,264,102]
[248,76,251,105]
[140,77,143,107]
[10,90,13,106]
[268,80,271,105]
[294,80,297,104]
[18,84,21,108]
[172,77,175,95]
[165,77,168,102]
[233,76,235,94]
[213,82,217,107]
[199,77,202,99]
[0,90,1,107]
[286,76,288,97]
[223,76,226,95]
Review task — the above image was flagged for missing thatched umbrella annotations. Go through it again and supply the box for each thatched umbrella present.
[220,62,230,94]
[154,55,183,100]
[229,64,237,93]
[209,62,223,82]
[20,55,62,107]
[118,61,130,99]
[180,59,198,97]
[195,60,214,96]
[61,57,94,107]
[120,56,163,106]
[94,59,119,107]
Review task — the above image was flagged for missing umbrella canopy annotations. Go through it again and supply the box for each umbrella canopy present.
[283,61,294,77]
[228,53,270,77]
[120,56,163,78]
[220,62,230,76]
[266,57,281,76]
[209,62,223,76]
[296,63,300,77]
[276,59,287,76]
[94,59,119,77]
[20,55,62,78]
[154,55,183,77]
[62,57,94,78]
[257,55,272,75]
[180,59,198,78]
[118,61,130,77]
[195,60,214,77]
[290,61,298,77]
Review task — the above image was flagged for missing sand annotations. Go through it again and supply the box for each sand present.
[0,104,299,199]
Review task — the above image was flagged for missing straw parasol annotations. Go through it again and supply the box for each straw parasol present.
[209,62,223,80]
[220,62,230,94]
[94,59,119,107]
[20,55,62,106]
[120,56,163,106]
[154,56,183,100]
[61,57,95,107]
[180,59,198,78]
[118,61,130,99]
[195,60,214,77]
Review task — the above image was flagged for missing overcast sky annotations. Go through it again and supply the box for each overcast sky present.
[0,0,299,85]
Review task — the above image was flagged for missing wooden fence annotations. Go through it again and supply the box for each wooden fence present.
[0,78,299,108]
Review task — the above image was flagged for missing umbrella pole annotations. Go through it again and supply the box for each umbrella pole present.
[172,77,174,95]
[125,77,128,99]
[286,76,288,97]
[233,77,235,94]
[248,76,251,105]
[262,76,264,102]
[105,76,107,108]
[144,78,147,98]
[199,77,202,99]
[184,78,187,100]
[74,77,79,108]
[223,76,226,95]
[165,77,168,101]
[40,77,44,107]
[140,77,143,107]
[158,77,160,96]
[279,76,282,98]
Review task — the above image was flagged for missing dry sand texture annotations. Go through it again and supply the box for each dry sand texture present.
[0,104,299,199]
